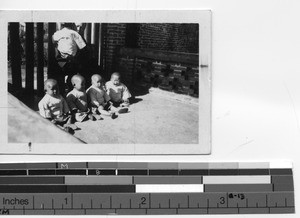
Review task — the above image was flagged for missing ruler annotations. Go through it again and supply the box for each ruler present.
[0,162,295,215]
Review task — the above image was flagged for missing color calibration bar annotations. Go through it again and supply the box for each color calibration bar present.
[0,161,294,215]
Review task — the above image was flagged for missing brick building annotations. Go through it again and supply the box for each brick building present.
[102,23,199,74]
[101,23,199,97]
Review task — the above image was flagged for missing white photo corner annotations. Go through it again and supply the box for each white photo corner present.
[1,10,211,154]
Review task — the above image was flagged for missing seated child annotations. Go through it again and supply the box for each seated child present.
[86,74,117,118]
[66,74,99,122]
[38,79,76,133]
[105,72,131,113]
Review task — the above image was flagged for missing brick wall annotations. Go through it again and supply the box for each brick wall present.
[102,23,127,79]
[102,23,199,90]
[116,48,199,97]
[136,60,199,97]
[176,24,199,54]
[137,24,199,54]
[137,24,176,51]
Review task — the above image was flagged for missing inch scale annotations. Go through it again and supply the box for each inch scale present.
[0,161,295,215]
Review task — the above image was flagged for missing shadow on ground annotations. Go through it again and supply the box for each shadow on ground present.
[8,82,199,144]
[73,86,199,144]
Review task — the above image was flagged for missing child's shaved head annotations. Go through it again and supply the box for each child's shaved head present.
[71,74,85,85]
[44,79,57,91]
[91,74,102,82]
[111,72,121,86]
[44,79,59,96]
[111,72,120,79]
[91,74,103,88]
[71,74,85,91]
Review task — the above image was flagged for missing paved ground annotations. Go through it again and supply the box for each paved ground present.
[8,93,82,144]
[8,66,199,145]
[8,72,199,144]
[73,87,199,144]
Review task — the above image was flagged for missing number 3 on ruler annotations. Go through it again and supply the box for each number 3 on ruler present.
[219,197,225,204]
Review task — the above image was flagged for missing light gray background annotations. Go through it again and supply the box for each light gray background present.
[1,0,300,217]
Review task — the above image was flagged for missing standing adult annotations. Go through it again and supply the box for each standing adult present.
[52,23,87,94]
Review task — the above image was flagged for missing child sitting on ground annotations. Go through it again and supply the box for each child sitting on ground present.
[105,72,131,113]
[86,74,117,119]
[38,79,76,134]
[66,74,99,122]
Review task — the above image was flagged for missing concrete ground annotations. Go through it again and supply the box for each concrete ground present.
[8,93,82,144]
[73,87,199,144]
[8,65,199,144]
[8,67,199,144]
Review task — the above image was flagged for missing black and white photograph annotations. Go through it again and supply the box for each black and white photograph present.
[0,0,300,216]
[2,10,211,154]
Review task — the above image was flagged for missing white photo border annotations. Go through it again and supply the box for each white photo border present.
[0,10,211,154]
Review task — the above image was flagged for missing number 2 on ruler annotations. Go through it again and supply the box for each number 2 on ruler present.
[140,197,146,205]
